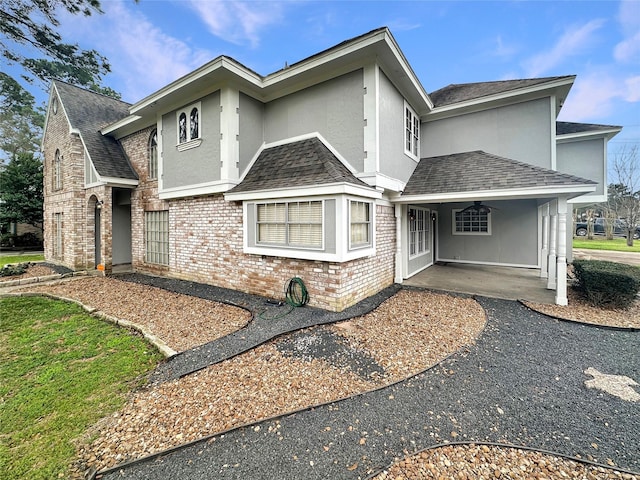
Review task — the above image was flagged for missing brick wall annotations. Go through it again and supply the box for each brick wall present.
[146,195,395,311]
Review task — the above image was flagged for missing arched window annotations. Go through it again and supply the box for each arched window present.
[190,107,199,139]
[178,112,187,143]
[53,149,62,190]
[148,129,158,179]
[176,102,202,148]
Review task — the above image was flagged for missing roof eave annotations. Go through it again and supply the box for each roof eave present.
[394,183,596,204]
[556,127,622,142]
[225,182,382,202]
[427,76,575,121]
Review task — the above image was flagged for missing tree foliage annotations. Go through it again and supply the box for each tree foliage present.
[0,72,45,160]
[0,0,119,98]
[0,152,43,228]
[609,145,640,246]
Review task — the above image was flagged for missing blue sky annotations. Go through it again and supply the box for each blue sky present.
[48,0,636,157]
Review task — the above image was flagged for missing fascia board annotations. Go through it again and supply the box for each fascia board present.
[261,29,431,111]
[225,183,382,202]
[393,184,596,204]
[130,57,262,115]
[556,127,622,143]
[101,114,144,136]
[427,76,575,121]
[101,177,139,187]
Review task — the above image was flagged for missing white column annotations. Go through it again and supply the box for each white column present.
[394,203,404,284]
[540,203,549,278]
[555,197,568,305]
[219,87,240,183]
[547,200,557,290]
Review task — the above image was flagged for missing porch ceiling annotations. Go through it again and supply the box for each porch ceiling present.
[396,150,596,204]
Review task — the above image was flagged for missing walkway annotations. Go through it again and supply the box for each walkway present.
[97,297,640,479]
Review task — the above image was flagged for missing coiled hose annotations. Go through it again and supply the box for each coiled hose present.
[258,277,309,320]
[284,277,309,307]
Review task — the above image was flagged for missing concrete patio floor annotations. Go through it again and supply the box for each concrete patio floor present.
[404,263,557,304]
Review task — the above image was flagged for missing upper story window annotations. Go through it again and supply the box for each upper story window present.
[404,101,420,161]
[176,102,202,151]
[256,200,323,249]
[53,149,62,190]
[148,129,158,179]
[349,200,372,249]
[453,208,491,235]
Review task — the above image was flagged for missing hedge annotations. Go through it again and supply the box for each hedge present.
[572,259,640,309]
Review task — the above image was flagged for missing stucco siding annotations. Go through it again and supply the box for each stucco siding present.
[437,200,538,266]
[422,98,553,168]
[557,138,605,198]
[378,71,419,184]
[264,70,364,171]
[162,91,221,189]
[239,93,265,175]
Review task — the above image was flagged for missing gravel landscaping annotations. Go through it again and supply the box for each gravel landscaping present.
[5,271,639,479]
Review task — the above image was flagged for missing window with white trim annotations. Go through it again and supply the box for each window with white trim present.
[404,102,420,160]
[409,207,430,257]
[148,129,158,179]
[256,201,323,248]
[145,210,169,265]
[53,149,62,190]
[349,200,372,249]
[453,209,491,235]
[176,102,201,150]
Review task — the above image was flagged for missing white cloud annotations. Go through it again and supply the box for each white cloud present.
[492,35,518,59]
[614,1,640,64]
[185,0,285,48]
[558,71,624,121]
[58,1,212,101]
[624,75,640,102]
[523,19,606,77]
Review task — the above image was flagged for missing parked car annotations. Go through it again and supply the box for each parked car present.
[575,218,640,239]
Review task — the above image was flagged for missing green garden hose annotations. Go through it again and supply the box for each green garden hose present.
[284,276,309,307]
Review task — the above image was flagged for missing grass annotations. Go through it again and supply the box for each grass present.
[573,237,640,253]
[0,296,163,480]
[0,254,45,267]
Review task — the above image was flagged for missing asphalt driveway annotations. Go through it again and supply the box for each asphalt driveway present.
[97,297,639,479]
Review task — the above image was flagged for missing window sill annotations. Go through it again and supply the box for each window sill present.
[177,138,202,151]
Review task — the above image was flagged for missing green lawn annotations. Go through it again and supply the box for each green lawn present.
[0,297,162,480]
[573,237,640,253]
[0,254,45,267]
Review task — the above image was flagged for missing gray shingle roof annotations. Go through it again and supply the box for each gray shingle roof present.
[429,76,574,107]
[556,121,622,135]
[229,137,370,193]
[53,81,137,181]
[402,151,596,197]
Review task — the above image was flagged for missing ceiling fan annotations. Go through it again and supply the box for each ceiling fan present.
[460,201,496,214]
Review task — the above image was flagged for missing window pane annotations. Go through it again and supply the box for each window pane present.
[148,130,158,179]
[350,201,370,247]
[190,108,199,139]
[178,113,187,143]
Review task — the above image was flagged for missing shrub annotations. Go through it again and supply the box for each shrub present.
[0,262,29,277]
[572,259,640,309]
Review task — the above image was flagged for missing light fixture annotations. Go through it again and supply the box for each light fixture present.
[96,200,104,210]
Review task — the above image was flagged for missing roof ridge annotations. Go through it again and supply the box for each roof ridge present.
[53,79,132,107]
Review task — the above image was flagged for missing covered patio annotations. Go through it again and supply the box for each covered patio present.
[404,262,556,304]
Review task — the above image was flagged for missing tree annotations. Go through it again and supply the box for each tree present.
[0,0,120,98]
[0,72,45,162]
[0,152,43,229]
[609,145,640,246]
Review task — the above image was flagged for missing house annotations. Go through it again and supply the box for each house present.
[41,27,621,311]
